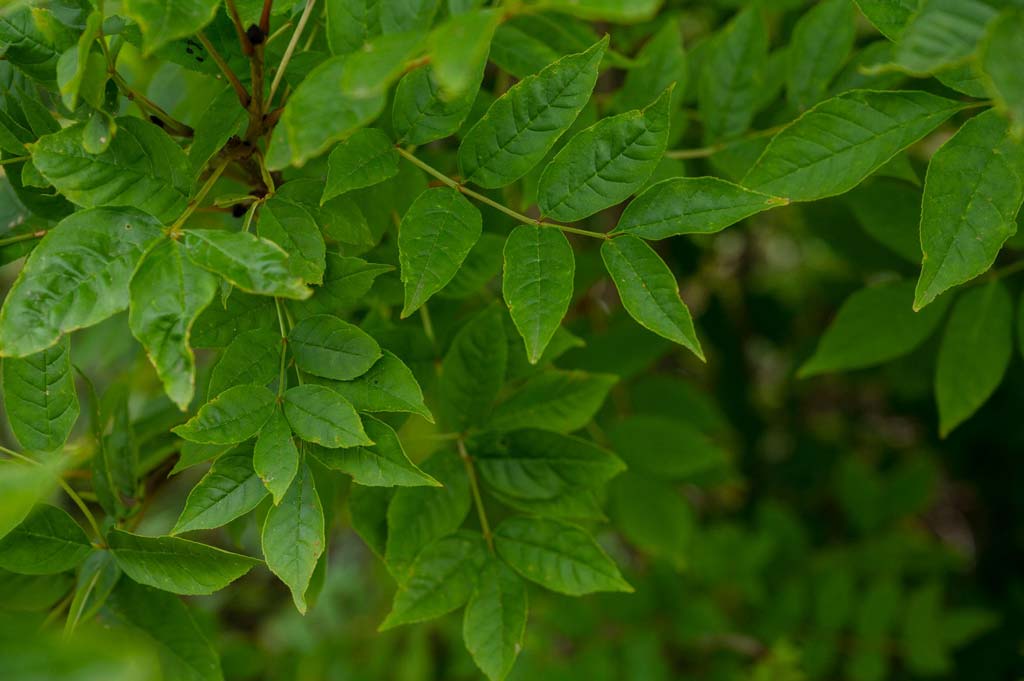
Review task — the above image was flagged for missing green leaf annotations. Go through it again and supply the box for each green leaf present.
[182,229,313,300]
[399,187,482,317]
[601,235,703,358]
[349,485,391,558]
[290,254,393,319]
[698,8,767,142]
[843,178,923,263]
[488,370,618,433]
[915,110,1024,309]
[104,578,222,681]
[935,281,1013,436]
[172,384,277,444]
[261,462,325,613]
[393,66,479,145]
[0,457,64,541]
[380,531,487,630]
[0,207,163,358]
[130,239,218,410]
[0,504,91,575]
[66,550,120,631]
[463,558,528,681]
[321,128,400,204]
[608,415,727,480]
[473,429,625,518]
[310,415,438,487]
[890,0,997,75]
[502,226,575,364]
[439,304,508,431]
[283,384,372,448]
[743,90,963,202]
[123,0,220,54]
[253,407,300,504]
[107,528,259,596]
[608,472,693,569]
[326,350,434,422]
[171,447,268,534]
[326,0,382,54]
[208,328,281,396]
[614,18,686,113]
[458,37,607,188]
[266,34,423,169]
[614,177,786,239]
[428,9,499,98]
[192,292,277,349]
[980,9,1024,139]
[536,0,661,22]
[854,0,918,40]
[494,517,632,595]
[189,86,248,174]
[256,197,327,286]
[30,117,191,223]
[386,450,471,580]
[289,314,381,381]
[2,336,79,452]
[786,0,856,111]
[538,86,672,221]
[799,279,951,377]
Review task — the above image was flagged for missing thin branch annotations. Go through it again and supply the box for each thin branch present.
[197,32,250,107]
[260,0,274,33]
[267,0,318,107]
[0,229,47,248]
[225,0,253,56]
[112,73,194,137]
[665,124,786,160]
[0,154,29,165]
[457,438,493,552]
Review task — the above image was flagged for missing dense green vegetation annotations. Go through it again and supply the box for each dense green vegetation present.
[1,0,1023,679]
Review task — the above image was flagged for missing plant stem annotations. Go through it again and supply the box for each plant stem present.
[111,73,194,137]
[225,0,252,56]
[457,438,493,552]
[664,124,786,160]
[260,0,274,32]
[0,155,29,165]
[0,229,46,248]
[395,147,609,240]
[275,298,289,396]
[985,259,1024,282]
[168,160,230,234]
[419,304,437,350]
[197,32,250,107]
[268,0,317,107]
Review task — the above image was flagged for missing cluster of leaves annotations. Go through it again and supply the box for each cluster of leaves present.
[0,0,1022,679]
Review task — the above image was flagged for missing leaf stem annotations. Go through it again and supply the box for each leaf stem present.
[225,0,253,56]
[268,0,318,107]
[664,124,786,160]
[0,155,29,165]
[111,73,194,137]
[260,0,274,32]
[395,147,609,240]
[275,297,289,397]
[168,159,231,235]
[0,229,46,248]
[197,32,250,108]
[457,438,493,552]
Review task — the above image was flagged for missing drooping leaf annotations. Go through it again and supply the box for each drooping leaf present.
[290,254,394,319]
[458,37,607,188]
[107,528,259,596]
[309,415,438,487]
[439,304,508,431]
[487,370,618,433]
[0,207,163,358]
[393,66,479,145]
[123,0,220,54]
[130,239,218,410]
[380,531,487,630]
[283,384,372,448]
[428,9,498,98]
[256,197,327,286]
[601,235,703,358]
[192,292,277,349]
[261,462,325,613]
[742,90,963,202]
[502,226,575,364]
[463,558,529,681]
[0,504,91,575]
[889,0,997,75]
[2,336,79,452]
[399,187,482,317]
[614,18,686,113]
[172,384,277,444]
[935,281,1013,436]
[0,457,64,542]
[253,407,300,504]
[171,447,268,534]
[494,516,632,595]
[30,117,192,223]
[614,177,786,239]
[538,86,673,222]
[799,279,951,377]
[385,450,471,580]
[182,229,312,300]
[915,110,1024,309]
[289,314,382,381]
[326,350,434,422]
[698,8,768,142]
[321,128,399,204]
[786,0,856,111]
